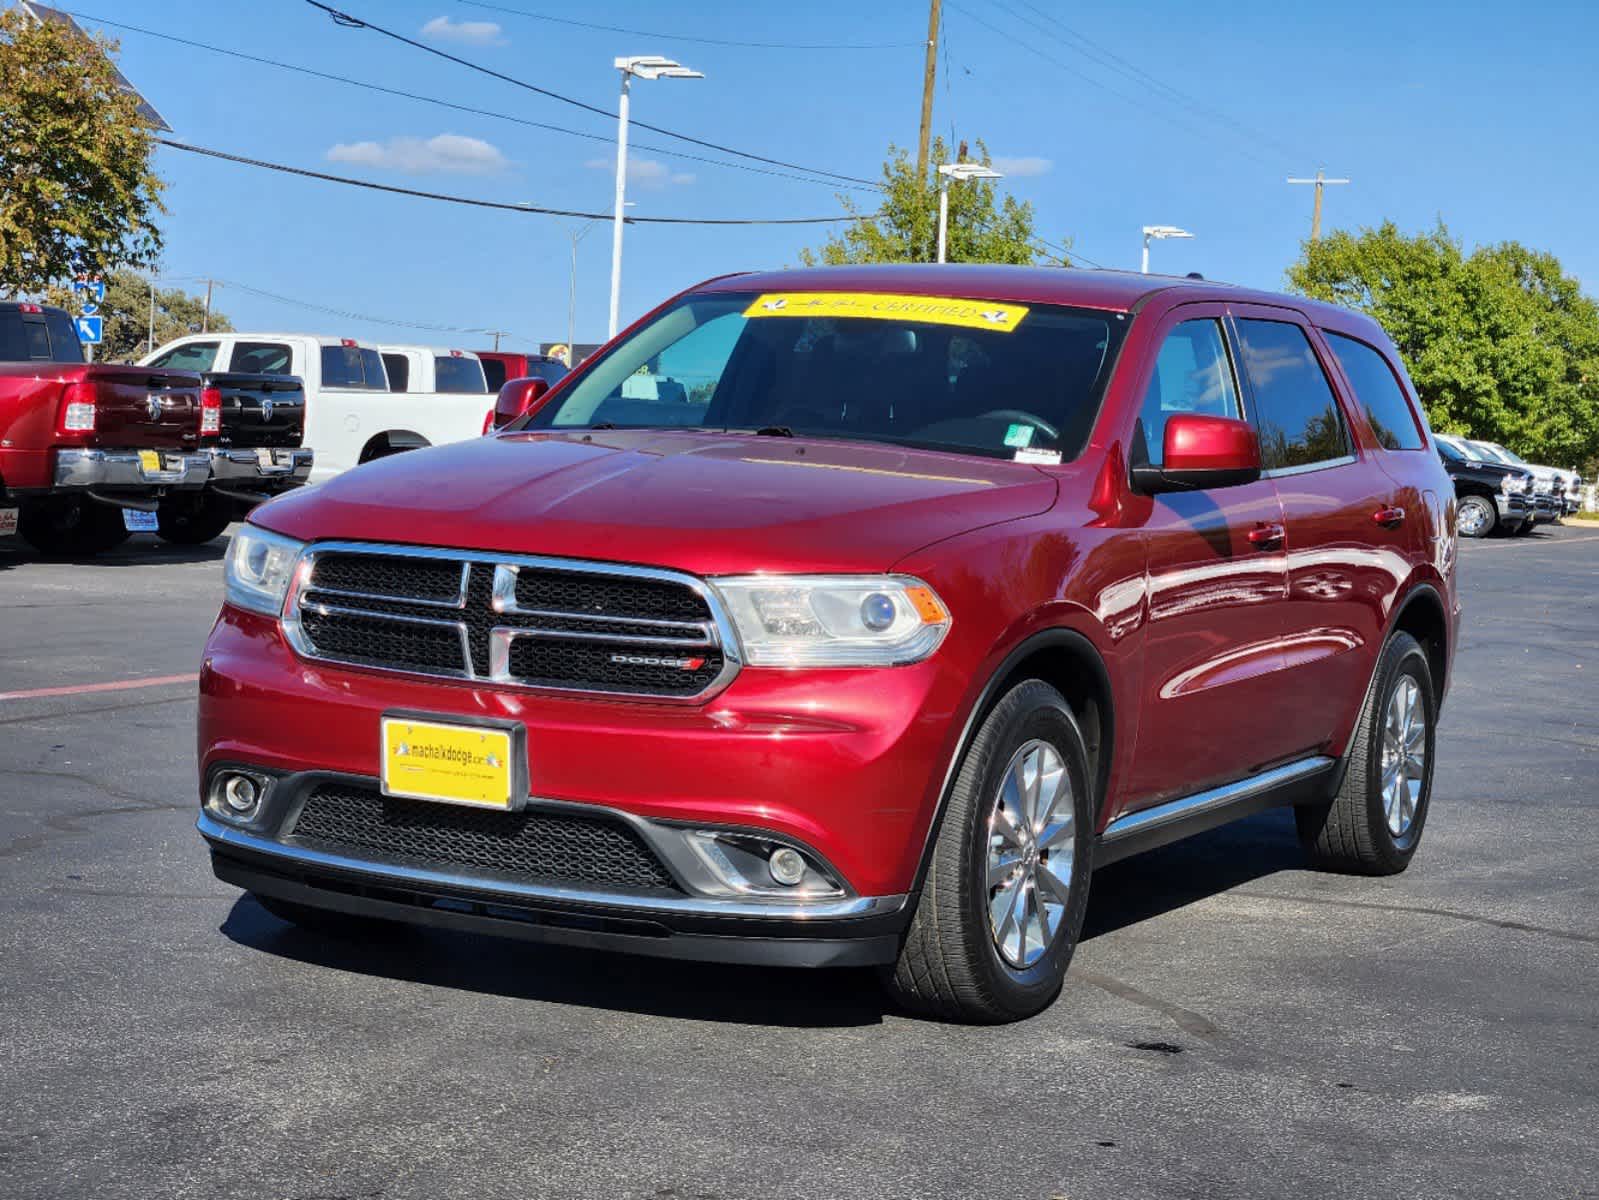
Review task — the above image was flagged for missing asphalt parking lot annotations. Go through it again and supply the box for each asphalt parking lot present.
[2,522,1596,1200]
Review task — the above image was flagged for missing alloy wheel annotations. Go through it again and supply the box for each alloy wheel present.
[1380,676,1427,837]
[985,739,1076,968]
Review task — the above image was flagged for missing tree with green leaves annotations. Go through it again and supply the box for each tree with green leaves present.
[1288,221,1599,471]
[42,269,231,363]
[802,138,1066,267]
[0,7,165,296]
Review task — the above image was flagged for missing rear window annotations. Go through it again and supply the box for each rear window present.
[528,360,569,386]
[44,311,85,363]
[481,357,508,391]
[1234,319,1350,471]
[526,293,1125,462]
[1,309,85,363]
[231,341,294,376]
[1325,333,1424,451]
[434,355,488,394]
[149,341,219,371]
[320,345,387,390]
[382,352,410,392]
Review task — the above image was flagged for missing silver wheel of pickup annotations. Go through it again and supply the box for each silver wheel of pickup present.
[985,739,1076,969]
[1457,495,1494,537]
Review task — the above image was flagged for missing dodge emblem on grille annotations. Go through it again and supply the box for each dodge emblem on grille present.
[610,653,706,671]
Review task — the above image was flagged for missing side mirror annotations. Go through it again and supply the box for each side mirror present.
[490,376,551,431]
[1132,413,1262,494]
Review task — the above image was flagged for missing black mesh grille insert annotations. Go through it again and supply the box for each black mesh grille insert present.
[294,550,728,698]
[289,784,679,893]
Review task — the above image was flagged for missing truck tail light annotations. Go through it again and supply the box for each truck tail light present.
[481,407,496,435]
[58,382,96,433]
[200,385,222,435]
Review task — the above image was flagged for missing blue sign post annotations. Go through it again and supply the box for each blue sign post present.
[74,315,103,345]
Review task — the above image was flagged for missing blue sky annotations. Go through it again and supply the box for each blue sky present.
[74,0,1599,350]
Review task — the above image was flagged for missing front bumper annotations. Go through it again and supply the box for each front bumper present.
[1531,493,1559,521]
[1496,493,1531,523]
[205,447,314,501]
[54,447,209,493]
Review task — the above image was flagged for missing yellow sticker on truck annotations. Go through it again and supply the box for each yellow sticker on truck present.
[744,292,1029,332]
[381,717,515,809]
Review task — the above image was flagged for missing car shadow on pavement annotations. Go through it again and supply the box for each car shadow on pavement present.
[0,533,229,568]
[221,895,894,1028]
[219,810,1310,1027]
[1081,808,1307,942]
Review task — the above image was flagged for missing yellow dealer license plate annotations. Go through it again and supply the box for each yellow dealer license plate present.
[380,716,518,809]
[138,450,161,473]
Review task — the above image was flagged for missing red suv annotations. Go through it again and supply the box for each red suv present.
[198,266,1458,1022]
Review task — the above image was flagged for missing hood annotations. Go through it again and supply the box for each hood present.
[253,429,1059,575]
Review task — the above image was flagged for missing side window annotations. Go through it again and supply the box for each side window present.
[1234,319,1349,471]
[230,341,294,376]
[481,357,508,391]
[44,310,85,363]
[1137,318,1240,466]
[382,353,410,392]
[149,341,219,371]
[1324,333,1423,450]
[320,346,388,390]
[433,355,488,394]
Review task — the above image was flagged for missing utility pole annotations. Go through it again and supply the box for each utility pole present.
[485,329,509,351]
[201,278,218,332]
[148,279,156,355]
[915,0,942,186]
[1286,169,1351,242]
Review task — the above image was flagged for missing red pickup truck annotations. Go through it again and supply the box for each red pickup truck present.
[1,301,208,555]
[197,266,1459,1022]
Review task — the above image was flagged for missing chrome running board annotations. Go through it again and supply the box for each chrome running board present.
[1096,755,1335,866]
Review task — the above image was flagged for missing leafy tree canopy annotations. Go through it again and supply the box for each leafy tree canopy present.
[1287,220,1599,471]
[802,137,1066,267]
[0,7,165,295]
[43,269,232,363]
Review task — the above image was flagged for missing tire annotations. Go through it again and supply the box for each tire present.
[253,893,403,938]
[1455,494,1496,538]
[156,492,233,545]
[1296,631,1436,875]
[884,680,1093,1023]
[18,499,132,558]
[1514,517,1536,537]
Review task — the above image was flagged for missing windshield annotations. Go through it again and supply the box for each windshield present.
[523,292,1126,462]
[1487,444,1525,465]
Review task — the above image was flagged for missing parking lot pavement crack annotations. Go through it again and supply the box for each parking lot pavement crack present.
[1076,970,1220,1038]
[1230,890,1599,947]
[0,695,193,727]
[6,768,169,808]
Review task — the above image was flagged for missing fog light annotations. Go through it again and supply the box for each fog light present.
[223,775,259,813]
[768,846,807,887]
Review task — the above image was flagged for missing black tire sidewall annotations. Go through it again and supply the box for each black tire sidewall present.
[1360,636,1436,864]
[957,685,1093,1014]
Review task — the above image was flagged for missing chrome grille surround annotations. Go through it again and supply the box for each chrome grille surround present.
[282,541,743,703]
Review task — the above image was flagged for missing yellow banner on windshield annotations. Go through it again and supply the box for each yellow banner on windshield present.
[744,292,1029,333]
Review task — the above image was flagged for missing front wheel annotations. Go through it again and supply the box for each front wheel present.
[1296,631,1436,874]
[884,680,1093,1023]
[1455,494,1496,538]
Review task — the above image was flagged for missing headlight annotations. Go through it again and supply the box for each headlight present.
[224,525,304,616]
[1499,475,1525,494]
[711,575,950,667]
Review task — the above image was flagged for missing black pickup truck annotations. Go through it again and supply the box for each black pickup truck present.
[154,371,313,544]
[1435,433,1536,538]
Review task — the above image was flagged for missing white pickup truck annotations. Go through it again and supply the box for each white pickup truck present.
[140,334,493,484]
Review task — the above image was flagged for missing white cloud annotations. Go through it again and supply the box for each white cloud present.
[990,155,1053,178]
[420,16,504,45]
[327,133,509,175]
[584,157,696,189]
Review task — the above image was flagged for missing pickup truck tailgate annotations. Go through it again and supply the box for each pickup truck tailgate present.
[204,372,306,448]
[86,366,204,447]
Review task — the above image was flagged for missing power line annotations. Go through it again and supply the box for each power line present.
[216,276,515,337]
[66,10,874,193]
[456,0,922,51]
[154,137,875,224]
[302,1,881,188]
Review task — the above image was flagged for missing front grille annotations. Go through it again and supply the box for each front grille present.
[288,784,680,893]
[289,546,733,699]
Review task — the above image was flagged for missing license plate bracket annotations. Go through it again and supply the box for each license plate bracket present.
[380,712,527,811]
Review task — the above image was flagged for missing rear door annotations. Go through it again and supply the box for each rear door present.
[1230,305,1406,758]
[1121,304,1294,811]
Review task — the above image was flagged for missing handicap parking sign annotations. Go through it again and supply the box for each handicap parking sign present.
[73,315,103,344]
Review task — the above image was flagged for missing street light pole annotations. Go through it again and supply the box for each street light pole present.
[1140,225,1195,273]
[607,56,702,339]
[936,162,1003,263]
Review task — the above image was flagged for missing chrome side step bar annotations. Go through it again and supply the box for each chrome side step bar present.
[1096,755,1335,867]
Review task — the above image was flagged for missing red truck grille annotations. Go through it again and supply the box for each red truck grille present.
[285,545,737,701]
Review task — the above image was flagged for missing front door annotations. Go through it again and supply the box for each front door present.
[1120,306,1296,813]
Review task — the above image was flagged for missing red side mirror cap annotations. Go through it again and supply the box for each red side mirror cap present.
[490,376,551,430]
[1134,414,1262,493]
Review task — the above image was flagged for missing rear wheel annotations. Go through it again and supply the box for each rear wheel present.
[18,499,132,558]
[1296,631,1435,874]
[1455,494,1495,538]
[156,491,234,545]
[884,680,1093,1023]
